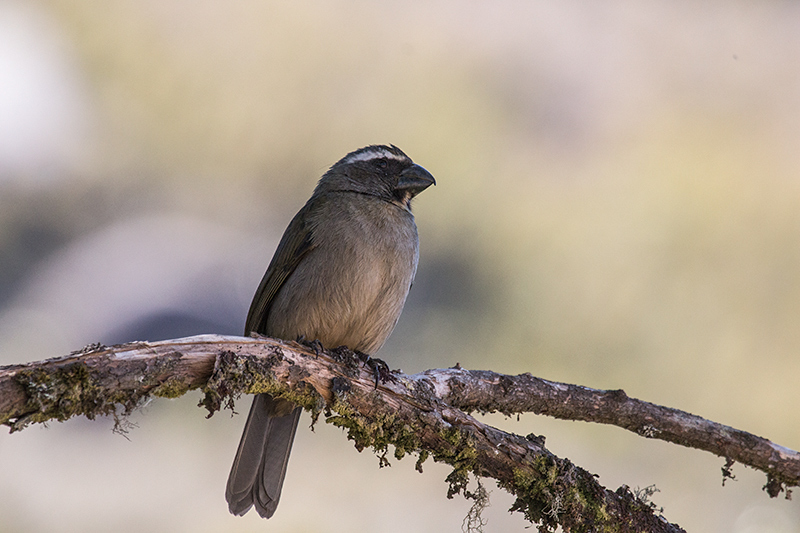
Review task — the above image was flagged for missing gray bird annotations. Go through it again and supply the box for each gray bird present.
[226,145,435,518]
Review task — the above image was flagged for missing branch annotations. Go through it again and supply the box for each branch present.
[1,335,795,531]
[422,368,800,498]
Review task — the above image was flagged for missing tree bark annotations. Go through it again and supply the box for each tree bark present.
[2,334,797,531]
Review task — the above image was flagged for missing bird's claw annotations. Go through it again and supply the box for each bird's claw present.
[296,336,324,356]
[356,352,394,388]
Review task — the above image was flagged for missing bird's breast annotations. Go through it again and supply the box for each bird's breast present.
[266,197,419,354]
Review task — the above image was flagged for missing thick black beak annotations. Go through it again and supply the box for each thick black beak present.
[396,164,436,196]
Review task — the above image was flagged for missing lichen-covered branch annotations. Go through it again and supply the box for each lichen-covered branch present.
[202,344,683,532]
[421,368,800,499]
[0,334,794,531]
[0,336,221,431]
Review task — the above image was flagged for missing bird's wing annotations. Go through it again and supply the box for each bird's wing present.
[244,198,320,335]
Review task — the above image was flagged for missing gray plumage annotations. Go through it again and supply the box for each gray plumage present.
[226,145,435,518]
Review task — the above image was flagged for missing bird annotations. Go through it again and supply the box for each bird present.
[226,144,435,518]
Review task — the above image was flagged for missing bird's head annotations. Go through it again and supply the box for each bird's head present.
[315,145,435,209]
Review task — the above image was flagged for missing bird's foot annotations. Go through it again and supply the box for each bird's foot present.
[296,336,324,356]
[355,352,396,388]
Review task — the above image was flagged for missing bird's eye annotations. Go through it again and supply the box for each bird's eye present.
[377,159,388,169]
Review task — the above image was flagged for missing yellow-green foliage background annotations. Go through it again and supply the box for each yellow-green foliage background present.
[0,2,798,532]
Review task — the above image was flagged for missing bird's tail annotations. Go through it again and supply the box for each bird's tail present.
[226,393,302,518]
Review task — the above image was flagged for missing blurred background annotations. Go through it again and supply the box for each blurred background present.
[0,1,798,531]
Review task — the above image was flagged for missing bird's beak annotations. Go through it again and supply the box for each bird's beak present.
[396,164,436,196]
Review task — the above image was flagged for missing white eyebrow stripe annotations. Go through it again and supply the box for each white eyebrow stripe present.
[343,149,409,164]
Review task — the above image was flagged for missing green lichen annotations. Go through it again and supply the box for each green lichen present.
[11,362,144,432]
[151,378,190,399]
[415,450,429,473]
[497,456,620,533]
[201,350,325,421]
[431,426,479,498]
[326,395,422,462]
[322,386,493,528]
